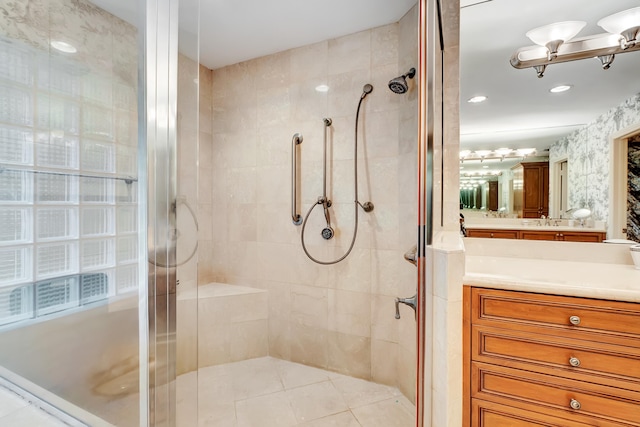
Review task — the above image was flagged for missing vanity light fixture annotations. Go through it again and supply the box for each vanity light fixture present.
[516,148,536,156]
[315,84,330,92]
[525,21,586,60]
[597,6,640,49]
[550,84,572,93]
[467,95,487,103]
[50,40,77,54]
[459,147,538,163]
[512,7,640,78]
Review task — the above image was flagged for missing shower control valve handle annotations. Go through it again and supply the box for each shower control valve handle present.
[359,201,374,212]
[317,196,331,208]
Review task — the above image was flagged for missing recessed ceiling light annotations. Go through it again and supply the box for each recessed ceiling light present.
[468,95,487,103]
[550,85,572,93]
[315,84,329,93]
[482,165,489,169]
[50,40,77,53]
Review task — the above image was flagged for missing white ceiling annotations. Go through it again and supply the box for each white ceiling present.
[93,0,640,177]
[197,0,417,70]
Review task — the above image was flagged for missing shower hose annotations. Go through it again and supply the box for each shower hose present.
[300,88,373,265]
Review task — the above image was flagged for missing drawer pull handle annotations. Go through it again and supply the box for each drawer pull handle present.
[569,357,581,367]
[569,315,581,325]
[570,399,581,410]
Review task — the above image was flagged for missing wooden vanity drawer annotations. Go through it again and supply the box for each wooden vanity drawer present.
[466,229,519,239]
[473,288,640,338]
[472,325,640,391]
[472,362,640,425]
[472,398,602,427]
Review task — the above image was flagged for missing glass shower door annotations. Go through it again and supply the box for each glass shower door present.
[0,0,148,425]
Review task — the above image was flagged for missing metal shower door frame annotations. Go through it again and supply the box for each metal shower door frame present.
[140,0,179,424]
[416,0,443,425]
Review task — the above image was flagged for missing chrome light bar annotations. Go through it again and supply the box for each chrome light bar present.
[510,33,640,78]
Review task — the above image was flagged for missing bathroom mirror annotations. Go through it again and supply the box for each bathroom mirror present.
[460,0,640,239]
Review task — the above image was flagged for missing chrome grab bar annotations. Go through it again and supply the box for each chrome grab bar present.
[291,133,303,225]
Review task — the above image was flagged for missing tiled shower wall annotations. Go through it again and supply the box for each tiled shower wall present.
[194,6,419,400]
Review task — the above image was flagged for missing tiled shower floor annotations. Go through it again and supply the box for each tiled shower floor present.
[177,357,416,427]
[0,357,415,426]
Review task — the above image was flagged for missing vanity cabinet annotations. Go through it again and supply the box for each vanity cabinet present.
[518,230,606,242]
[466,229,606,242]
[463,287,640,427]
[512,162,549,218]
[465,229,519,239]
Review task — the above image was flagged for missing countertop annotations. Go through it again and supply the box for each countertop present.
[463,239,640,303]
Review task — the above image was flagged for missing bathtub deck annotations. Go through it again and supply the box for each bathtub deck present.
[177,356,415,427]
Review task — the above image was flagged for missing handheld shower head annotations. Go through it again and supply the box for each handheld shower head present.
[388,67,416,94]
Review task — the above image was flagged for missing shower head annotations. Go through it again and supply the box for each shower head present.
[388,67,416,94]
[361,83,373,98]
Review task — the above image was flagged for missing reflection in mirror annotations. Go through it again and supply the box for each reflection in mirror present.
[460,0,640,241]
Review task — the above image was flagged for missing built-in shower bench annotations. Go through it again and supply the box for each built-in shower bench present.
[177,282,268,372]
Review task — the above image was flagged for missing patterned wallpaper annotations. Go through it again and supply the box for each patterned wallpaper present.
[628,136,640,242]
[549,93,640,223]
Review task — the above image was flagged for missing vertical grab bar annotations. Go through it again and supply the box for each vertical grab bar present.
[291,133,303,225]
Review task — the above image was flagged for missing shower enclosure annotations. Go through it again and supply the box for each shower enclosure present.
[0,0,454,425]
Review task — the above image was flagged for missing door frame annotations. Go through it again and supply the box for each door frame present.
[609,124,640,239]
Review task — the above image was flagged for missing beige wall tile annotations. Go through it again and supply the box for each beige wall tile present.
[290,324,329,369]
[290,41,329,83]
[290,284,328,329]
[268,318,292,360]
[327,332,371,380]
[329,30,371,76]
[328,289,371,337]
[370,294,398,342]
[229,319,269,362]
[371,339,398,386]
[371,24,399,68]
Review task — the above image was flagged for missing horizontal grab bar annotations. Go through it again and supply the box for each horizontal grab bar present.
[0,165,137,184]
[291,133,303,225]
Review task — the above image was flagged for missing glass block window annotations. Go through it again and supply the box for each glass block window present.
[80,271,110,304]
[81,206,115,237]
[0,208,31,244]
[0,170,33,203]
[0,125,33,165]
[35,276,79,316]
[116,264,138,294]
[35,131,79,169]
[0,285,34,326]
[0,84,33,126]
[36,208,78,241]
[0,247,32,285]
[0,39,139,328]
